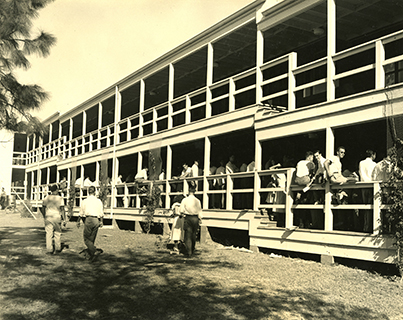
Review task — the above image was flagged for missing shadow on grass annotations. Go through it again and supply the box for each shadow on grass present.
[0,225,390,320]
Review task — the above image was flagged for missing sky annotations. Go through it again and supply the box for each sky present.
[17,0,255,122]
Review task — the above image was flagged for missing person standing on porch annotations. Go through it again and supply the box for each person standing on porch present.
[359,150,377,232]
[179,185,202,258]
[42,184,65,255]
[77,186,104,261]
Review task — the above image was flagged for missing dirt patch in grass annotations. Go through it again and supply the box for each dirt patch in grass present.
[0,211,402,320]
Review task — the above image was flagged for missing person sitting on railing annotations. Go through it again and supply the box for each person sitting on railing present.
[359,150,377,232]
[135,167,148,181]
[294,151,315,203]
[294,151,315,228]
[313,150,327,184]
[324,146,359,185]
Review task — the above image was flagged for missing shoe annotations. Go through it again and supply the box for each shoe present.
[53,250,61,255]
[46,251,54,255]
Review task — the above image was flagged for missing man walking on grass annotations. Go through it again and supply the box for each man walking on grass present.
[42,184,65,255]
[77,186,104,261]
[180,184,202,258]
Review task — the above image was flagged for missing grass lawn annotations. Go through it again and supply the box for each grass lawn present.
[0,211,402,320]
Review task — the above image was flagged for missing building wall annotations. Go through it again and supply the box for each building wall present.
[0,130,15,195]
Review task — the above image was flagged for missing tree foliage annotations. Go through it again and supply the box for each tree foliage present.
[382,138,403,276]
[0,0,56,136]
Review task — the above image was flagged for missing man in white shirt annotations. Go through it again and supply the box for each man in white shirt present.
[77,186,104,261]
[191,161,199,177]
[191,160,199,189]
[313,150,326,184]
[359,150,377,183]
[359,150,377,232]
[324,146,358,184]
[295,151,315,186]
[83,176,93,187]
[42,184,65,254]
[180,185,202,258]
[75,176,83,188]
[372,149,393,181]
[135,168,148,181]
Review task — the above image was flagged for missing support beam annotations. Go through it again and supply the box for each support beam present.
[326,0,336,102]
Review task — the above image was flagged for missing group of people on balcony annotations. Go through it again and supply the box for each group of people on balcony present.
[265,146,392,232]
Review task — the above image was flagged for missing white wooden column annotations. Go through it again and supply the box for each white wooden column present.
[226,175,233,210]
[326,0,336,102]
[256,29,264,105]
[203,136,211,209]
[98,102,103,130]
[324,127,334,231]
[48,123,53,143]
[185,95,191,124]
[229,78,235,112]
[373,182,382,235]
[285,168,294,228]
[95,161,100,186]
[206,43,213,118]
[288,52,297,110]
[139,79,145,137]
[82,111,87,135]
[375,40,385,90]
[166,145,172,209]
[253,140,262,211]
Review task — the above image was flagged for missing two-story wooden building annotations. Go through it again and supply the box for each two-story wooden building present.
[25,0,403,265]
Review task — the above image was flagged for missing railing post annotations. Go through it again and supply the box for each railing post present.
[373,182,382,235]
[288,52,297,110]
[226,174,233,210]
[327,0,336,102]
[253,171,260,211]
[285,169,294,228]
[324,182,333,231]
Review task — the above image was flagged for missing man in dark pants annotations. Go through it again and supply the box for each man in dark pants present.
[180,184,202,258]
[77,186,104,261]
